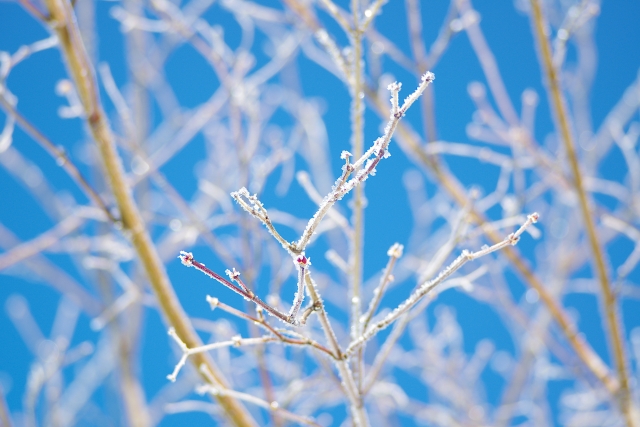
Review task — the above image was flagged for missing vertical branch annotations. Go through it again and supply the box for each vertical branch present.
[529,1,636,425]
[40,0,257,425]
[349,0,366,390]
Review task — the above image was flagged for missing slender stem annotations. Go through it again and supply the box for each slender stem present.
[529,1,635,425]
[304,272,368,427]
[208,298,336,358]
[361,243,403,332]
[179,252,296,325]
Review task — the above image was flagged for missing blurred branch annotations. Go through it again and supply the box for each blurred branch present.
[529,1,635,425]
[0,94,117,223]
[0,212,84,271]
[0,223,103,315]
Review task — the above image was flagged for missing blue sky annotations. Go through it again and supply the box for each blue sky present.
[1,0,640,425]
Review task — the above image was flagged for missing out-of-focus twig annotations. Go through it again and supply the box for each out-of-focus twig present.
[0,213,84,271]
[0,94,116,223]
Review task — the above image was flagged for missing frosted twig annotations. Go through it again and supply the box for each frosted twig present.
[197,365,323,427]
[317,0,352,32]
[294,73,435,252]
[179,252,300,325]
[230,188,297,254]
[0,35,58,82]
[232,73,432,266]
[361,243,403,331]
[206,296,336,358]
[167,328,276,382]
[602,215,640,278]
[297,171,352,235]
[314,29,350,80]
[288,255,309,320]
[552,0,599,67]
[344,212,539,357]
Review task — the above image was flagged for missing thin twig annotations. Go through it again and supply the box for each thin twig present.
[178,252,300,325]
[167,328,277,382]
[361,243,403,331]
[295,73,435,252]
[206,297,336,358]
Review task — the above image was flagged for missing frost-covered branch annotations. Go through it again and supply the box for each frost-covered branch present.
[179,251,309,326]
[294,72,435,252]
[361,243,403,331]
[345,212,539,357]
[167,328,275,382]
[230,188,297,254]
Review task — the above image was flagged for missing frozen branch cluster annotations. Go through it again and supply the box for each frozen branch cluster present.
[1,0,639,426]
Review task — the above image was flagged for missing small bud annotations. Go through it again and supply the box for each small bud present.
[179,251,194,266]
[226,268,241,280]
[296,254,310,266]
[387,243,404,258]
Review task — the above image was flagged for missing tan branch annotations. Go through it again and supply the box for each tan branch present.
[40,0,257,425]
